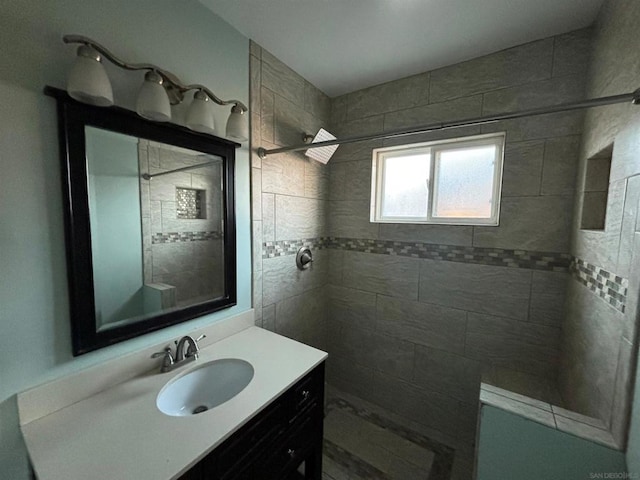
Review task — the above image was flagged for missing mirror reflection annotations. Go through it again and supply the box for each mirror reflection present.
[86,127,225,332]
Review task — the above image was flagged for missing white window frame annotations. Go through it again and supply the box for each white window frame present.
[370,133,505,226]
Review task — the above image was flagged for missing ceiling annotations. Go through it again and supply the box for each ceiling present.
[200,0,604,98]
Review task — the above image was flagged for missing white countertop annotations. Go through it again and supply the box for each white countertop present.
[21,327,328,480]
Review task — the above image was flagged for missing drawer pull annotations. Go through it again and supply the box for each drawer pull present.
[287,448,296,458]
[301,390,310,400]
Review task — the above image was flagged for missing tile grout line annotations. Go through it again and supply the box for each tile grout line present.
[526,270,534,323]
[539,139,547,196]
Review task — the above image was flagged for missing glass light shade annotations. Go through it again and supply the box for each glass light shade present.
[67,46,114,107]
[225,106,248,142]
[136,71,171,122]
[186,90,215,134]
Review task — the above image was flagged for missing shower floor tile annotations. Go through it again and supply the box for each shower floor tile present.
[323,389,456,480]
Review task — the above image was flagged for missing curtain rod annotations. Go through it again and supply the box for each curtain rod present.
[257,88,640,159]
[141,159,219,180]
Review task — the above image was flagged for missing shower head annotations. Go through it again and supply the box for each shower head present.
[304,128,339,164]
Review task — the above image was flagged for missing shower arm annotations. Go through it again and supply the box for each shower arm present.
[257,88,640,159]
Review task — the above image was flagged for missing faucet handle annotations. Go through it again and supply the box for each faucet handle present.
[187,334,206,358]
[151,347,175,372]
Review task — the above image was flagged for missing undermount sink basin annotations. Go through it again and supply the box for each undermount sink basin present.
[156,359,254,416]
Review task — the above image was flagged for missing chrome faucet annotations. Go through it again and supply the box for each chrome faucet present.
[176,335,202,361]
[151,334,206,373]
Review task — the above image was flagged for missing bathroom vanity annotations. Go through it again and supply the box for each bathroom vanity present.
[179,363,324,479]
[18,318,327,480]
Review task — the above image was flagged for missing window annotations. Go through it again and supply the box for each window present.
[370,133,505,225]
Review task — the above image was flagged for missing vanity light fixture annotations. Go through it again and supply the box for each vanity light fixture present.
[63,34,249,141]
[225,105,249,143]
[66,44,113,107]
[186,89,215,134]
[136,71,171,122]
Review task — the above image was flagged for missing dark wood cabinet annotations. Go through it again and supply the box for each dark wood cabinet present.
[179,362,324,480]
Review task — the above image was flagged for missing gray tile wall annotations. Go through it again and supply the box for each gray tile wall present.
[560,0,640,450]
[325,29,591,447]
[250,42,331,350]
[139,141,224,303]
[248,28,638,454]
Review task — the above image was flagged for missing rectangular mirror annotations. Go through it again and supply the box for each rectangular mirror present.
[47,87,238,355]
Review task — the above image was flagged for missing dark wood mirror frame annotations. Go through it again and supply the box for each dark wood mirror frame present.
[45,86,238,356]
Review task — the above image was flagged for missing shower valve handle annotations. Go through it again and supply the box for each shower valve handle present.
[296,247,313,270]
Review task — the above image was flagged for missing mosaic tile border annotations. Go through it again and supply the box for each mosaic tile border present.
[326,396,454,480]
[152,231,222,244]
[263,237,332,258]
[570,257,628,313]
[324,440,390,480]
[262,237,571,272]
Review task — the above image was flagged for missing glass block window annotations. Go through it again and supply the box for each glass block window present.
[370,133,505,225]
[176,187,205,219]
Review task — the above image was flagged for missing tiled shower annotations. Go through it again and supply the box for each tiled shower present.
[251,1,640,478]
[139,140,225,306]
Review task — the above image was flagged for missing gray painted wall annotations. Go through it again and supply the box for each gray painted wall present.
[559,0,640,457]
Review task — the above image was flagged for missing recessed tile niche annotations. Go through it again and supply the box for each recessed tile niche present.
[580,145,613,230]
[176,187,206,220]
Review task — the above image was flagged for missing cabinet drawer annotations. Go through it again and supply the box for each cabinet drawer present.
[288,366,323,422]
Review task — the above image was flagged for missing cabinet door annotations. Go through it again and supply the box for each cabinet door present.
[260,414,320,480]
[177,461,203,480]
[212,403,285,479]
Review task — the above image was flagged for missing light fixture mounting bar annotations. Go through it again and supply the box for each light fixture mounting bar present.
[257,88,640,159]
[63,34,248,112]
